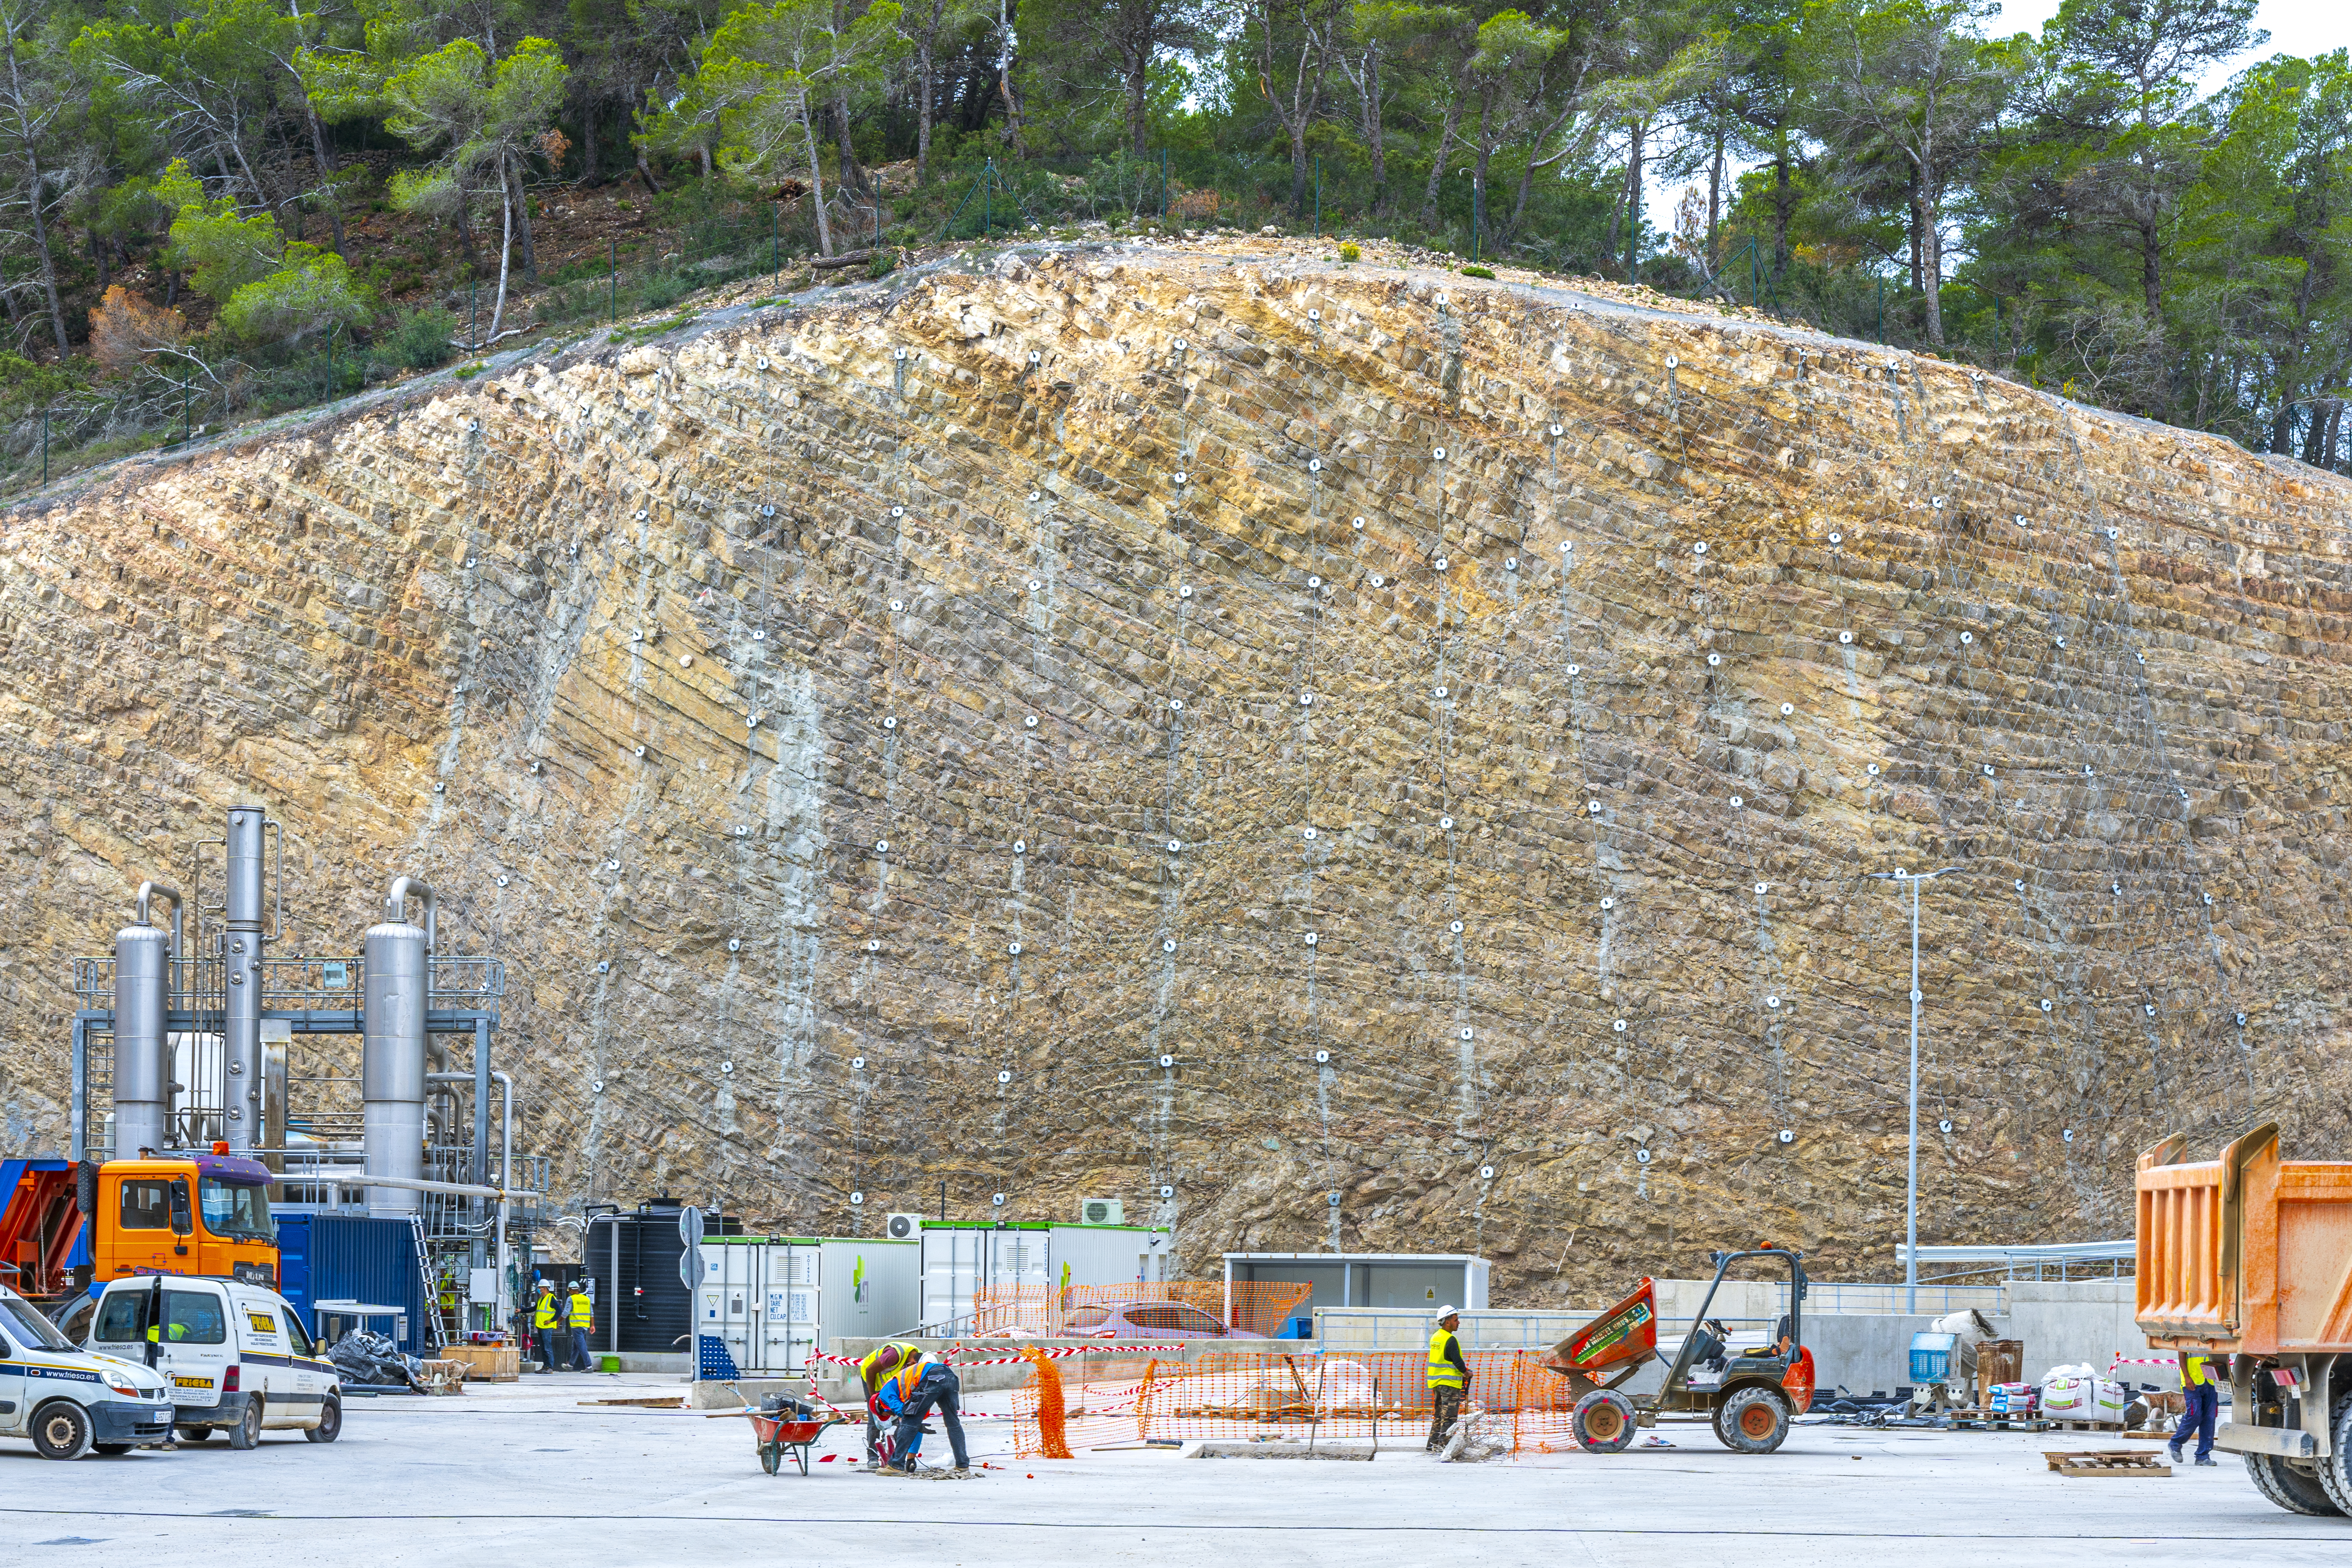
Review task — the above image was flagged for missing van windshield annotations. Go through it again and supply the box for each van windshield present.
[2,1293,75,1352]
[199,1177,276,1241]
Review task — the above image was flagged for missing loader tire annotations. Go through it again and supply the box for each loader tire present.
[2245,1453,2342,1516]
[1715,1386,1792,1454]
[1570,1390,1637,1453]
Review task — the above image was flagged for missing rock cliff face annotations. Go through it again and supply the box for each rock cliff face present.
[6,241,2350,1298]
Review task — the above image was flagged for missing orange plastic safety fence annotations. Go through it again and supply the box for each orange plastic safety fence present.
[1011,1349,1585,1456]
[972,1280,1313,1338]
[1012,1346,1073,1459]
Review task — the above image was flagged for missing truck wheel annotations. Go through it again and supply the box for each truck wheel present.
[227,1398,264,1450]
[2244,1454,2343,1516]
[1570,1390,1637,1453]
[1714,1386,1792,1454]
[304,1396,342,1443]
[2322,1389,2352,1515]
[31,1402,93,1460]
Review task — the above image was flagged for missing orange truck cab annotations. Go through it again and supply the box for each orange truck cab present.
[93,1151,280,1291]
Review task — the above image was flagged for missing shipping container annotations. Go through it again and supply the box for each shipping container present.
[274,1213,428,1355]
[689,1236,921,1371]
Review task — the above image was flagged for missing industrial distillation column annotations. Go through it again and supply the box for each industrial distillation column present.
[364,878,433,1217]
[111,882,180,1157]
[222,807,269,1153]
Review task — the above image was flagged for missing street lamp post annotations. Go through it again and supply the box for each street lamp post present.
[1867,864,1962,1313]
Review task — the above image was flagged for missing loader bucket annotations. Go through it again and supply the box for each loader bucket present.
[1546,1277,1659,1378]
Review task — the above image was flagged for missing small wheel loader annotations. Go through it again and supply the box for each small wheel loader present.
[1542,1244,1816,1454]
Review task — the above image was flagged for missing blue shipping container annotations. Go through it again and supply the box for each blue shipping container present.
[275,1214,428,1355]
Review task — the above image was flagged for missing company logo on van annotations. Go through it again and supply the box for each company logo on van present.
[173,1375,216,1389]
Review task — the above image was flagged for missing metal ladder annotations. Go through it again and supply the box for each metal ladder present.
[406,1212,445,1351]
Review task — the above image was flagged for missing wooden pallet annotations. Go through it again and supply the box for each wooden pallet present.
[2048,1420,2125,1433]
[2045,1449,2172,1477]
[1950,1416,2051,1431]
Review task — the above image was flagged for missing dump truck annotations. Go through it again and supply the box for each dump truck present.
[0,1146,281,1339]
[2136,1123,2352,1517]
[1542,1245,1816,1453]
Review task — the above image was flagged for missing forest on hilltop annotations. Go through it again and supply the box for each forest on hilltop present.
[0,0,2344,486]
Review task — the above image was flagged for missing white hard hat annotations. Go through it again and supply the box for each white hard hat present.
[1434,1304,1459,1318]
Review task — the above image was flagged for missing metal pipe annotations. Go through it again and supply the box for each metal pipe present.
[385,876,437,954]
[278,1169,543,1201]
[135,881,185,972]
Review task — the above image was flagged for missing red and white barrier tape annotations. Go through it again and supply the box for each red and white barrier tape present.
[2109,1355,2183,1372]
[805,1342,1195,1370]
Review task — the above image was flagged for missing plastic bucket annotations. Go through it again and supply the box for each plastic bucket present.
[601,1354,621,1373]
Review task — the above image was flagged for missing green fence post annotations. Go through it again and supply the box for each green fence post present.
[984,160,992,239]
[1877,277,1884,342]
[1160,149,1168,218]
[40,407,47,484]
[1471,175,1482,264]
[1750,242,1758,309]
[1314,155,1322,238]
[610,239,617,322]
[772,205,779,277]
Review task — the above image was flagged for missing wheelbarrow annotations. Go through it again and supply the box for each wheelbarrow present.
[748,1411,838,1475]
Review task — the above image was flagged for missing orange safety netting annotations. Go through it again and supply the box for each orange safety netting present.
[973,1280,1314,1338]
[1012,1348,1586,1457]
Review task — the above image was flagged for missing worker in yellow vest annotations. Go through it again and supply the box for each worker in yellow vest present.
[565,1284,594,1372]
[2170,1351,2221,1466]
[1426,1306,1469,1451]
[532,1283,564,1375]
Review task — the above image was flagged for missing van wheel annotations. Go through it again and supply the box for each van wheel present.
[227,1398,263,1450]
[305,1396,342,1443]
[1714,1386,1792,1454]
[93,1443,134,1456]
[179,1426,214,1443]
[32,1402,93,1460]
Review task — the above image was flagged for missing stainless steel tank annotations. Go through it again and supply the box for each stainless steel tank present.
[111,922,171,1158]
[363,894,431,1216]
[222,806,268,1152]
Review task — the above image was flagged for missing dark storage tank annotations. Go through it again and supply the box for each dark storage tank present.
[581,1198,736,1358]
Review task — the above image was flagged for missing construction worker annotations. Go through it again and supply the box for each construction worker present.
[859,1343,924,1466]
[1426,1305,1469,1451]
[2170,1350,2221,1466]
[866,1345,970,1473]
[533,1283,563,1374]
[566,1281,595,1371]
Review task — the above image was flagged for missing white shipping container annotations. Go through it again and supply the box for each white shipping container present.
[695,1242,820,1372]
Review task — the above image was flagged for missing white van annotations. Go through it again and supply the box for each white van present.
[0,1282,177,1459]
[87,1276,342,1449]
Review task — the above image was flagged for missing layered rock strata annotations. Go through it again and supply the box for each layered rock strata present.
[4,241,2349,1296]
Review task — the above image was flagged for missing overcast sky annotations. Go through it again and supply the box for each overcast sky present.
[1644,0,2344,244]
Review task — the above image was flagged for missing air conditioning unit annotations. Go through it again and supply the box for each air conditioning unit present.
[1078,1197,1124,1226]
[884,1212,923,1241]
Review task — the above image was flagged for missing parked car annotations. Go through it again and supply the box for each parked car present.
[85,1274,341,1449]
[1058,1301,1267,1340]
[0,1282,177,1459]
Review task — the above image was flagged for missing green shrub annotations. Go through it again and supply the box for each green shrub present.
[453,361,485,380]
[1460,264,1495,280]
[383,306,460,369]
[1339,242,1361,263]
[637,271,687,311]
